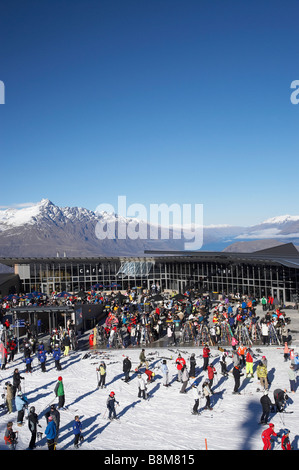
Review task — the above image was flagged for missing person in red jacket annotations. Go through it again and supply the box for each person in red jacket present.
[203,344,210,371]
[176,354,186,382]
[261,423,278,450]
[281,429,292,450]
[207,364,216,391]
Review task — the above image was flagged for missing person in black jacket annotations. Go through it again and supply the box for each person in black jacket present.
[123,356,131,382]
[28,406,39,450]
[273,388,289,412]
[189,353,196,379]
[12,368,24,398]
[260,391,275,425]
[232,365,243,394]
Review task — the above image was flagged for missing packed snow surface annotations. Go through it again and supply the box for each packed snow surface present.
[0,344,298,451]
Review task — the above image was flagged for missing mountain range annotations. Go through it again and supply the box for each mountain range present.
[0,199,298,260]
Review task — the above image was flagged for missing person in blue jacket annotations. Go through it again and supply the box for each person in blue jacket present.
[24,355,33,373]
[72,415,83,448]
[53,344,62,371]
[38,350,47,372]
[45,416,57,450]
[15,391,28,426]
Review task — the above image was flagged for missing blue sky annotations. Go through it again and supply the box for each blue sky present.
[0,0,298,226]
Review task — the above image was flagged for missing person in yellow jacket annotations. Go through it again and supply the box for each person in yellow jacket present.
[96,362,107,389]
[257,361,268,391]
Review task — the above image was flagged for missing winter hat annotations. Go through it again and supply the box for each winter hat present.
[58,376,62,381]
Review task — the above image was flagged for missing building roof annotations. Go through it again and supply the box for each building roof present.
[0,243,299,269]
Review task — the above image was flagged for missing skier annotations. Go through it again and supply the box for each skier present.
[45,416,57,450]
[232,365,243,394]
[261,423,278,450]
[283,342,290,361]
[137,374,147,399]
[220,350,229,377]
[144,368,155,383]
[273,388,289,412]
[180,364,189,394]
[281,429,292,450]
[207,364,216,391]
[73,415,84,449]
[237,343,247,368]
[62,333,71,356]
[257,361,268,391]
[15,391,28,426]
[4,421,18,450]
[12,368,24,397]
[106,391,119,420]
[160,359,170,387]
[5,381,14,413]
[54,376,65,409]
[122,356,131,382]
[288,364,296,393]
[202,344,210,371]
[45,404,60,446]
[176,353,186,382]
[136,349,149,370]
[259,391,274,425]
[53,344,62,371]
[202,380,213,410]
[245,348,254,378]
[96,362,107,389]
[38,349,47,372]
[191,383,200,414]
[27,406,40,450]
[189,353,196,379]
[24,355,33,373]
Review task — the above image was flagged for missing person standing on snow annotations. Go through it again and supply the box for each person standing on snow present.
[207,364,216,392]
[232,365,243,394]
[137,374,147,399]
[27,406,40,450]
[45,416,57,450]
[96,362,107,389]
[54,376,65,409]
[202,344,210,371]
[53,344,62,371]
[106,391,119,420]
[202,380,213,410]
[191,383,200,414]
[245,348,254,378]
[122,356,131,383]
[175,353,186,382]
[160,359,170,387]
[189,353,196,379]
[259,391,274,425]
[180,364,189,394]
[73,415,84,449]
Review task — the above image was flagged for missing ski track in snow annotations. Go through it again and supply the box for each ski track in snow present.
[0,345,298,450]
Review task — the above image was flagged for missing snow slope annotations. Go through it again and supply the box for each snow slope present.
[0,341,298,451]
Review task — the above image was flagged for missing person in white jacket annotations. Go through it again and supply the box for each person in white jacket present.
[191,383,200,414]
[160,359,170,387]
[137,374,147,399]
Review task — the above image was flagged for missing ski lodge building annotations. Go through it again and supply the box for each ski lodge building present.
[1,243,299,305]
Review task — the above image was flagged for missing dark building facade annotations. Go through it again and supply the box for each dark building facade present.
[1,243,299,305]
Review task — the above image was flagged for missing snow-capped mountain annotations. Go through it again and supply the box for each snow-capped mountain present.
[0,199,299,257]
